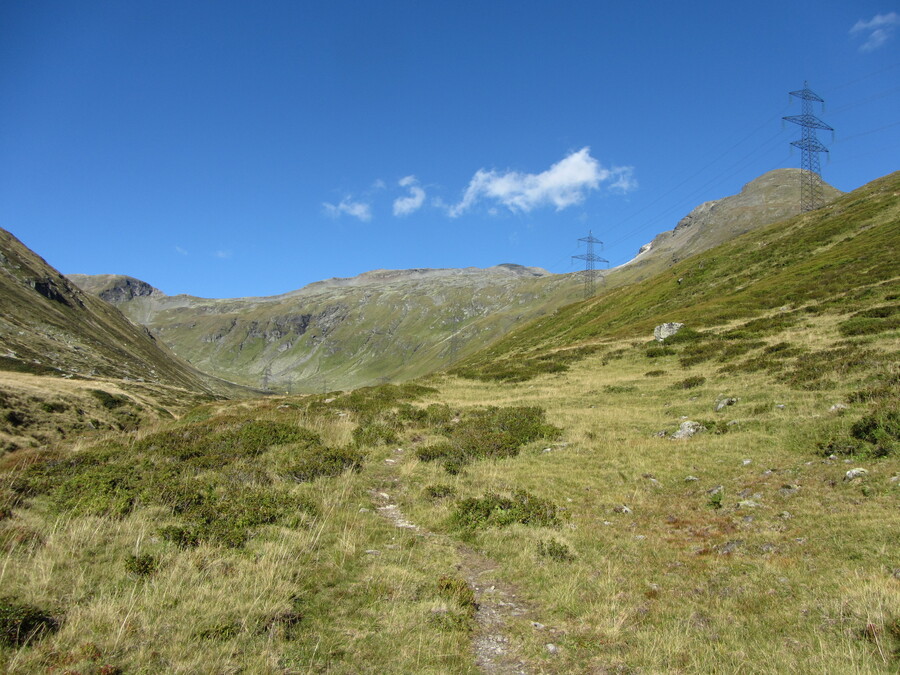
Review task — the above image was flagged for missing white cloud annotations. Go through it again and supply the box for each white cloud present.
[323,197,372,222]
[851,12,900,51]
[371,179,387,190]
[213,249,232,259]
[447,147,635,218]
[393,175,426,216]
[174,245,188,256]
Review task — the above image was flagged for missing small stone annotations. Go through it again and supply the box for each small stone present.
[365,549,381,555]
[545,643,559,655]
[384,459,396,464]
[531,621,546,630]
[685,475,699,482]
[844,468,869,481]
[707,485,723,495]
[671,420,706,440]
[775,404,786,410]
[742,459,752,466]
[715,397,737,412]
[359,507,370,513]
[829,403,848,413]
[613,504,632,515]
[654,430,669,438]
[888,475,899,484]
[778,511,792,519]
[719,540,743,554]
[634,534,646,540]
[726,420,739,426]
[778,484,800,497]
[542,447,553,453]
[737,499,760,508]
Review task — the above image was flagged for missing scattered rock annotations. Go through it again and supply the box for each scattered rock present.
[737,500,760,509]
[613,504,632,515]
[545,643,559,655]
[719,540,743,554]
[671,421,706,440]
[654,430,669,438]
[384,459,396,464]
[726,420,740,426]
[654,322,685,342]
[715,397,737,412]
[707,485,723,496]
[742,459,752,466]
[778,511,792,519]
[775,404,786,410]
[829,403,848,413]
[844,468,868,481]
[531,621,546,630]
[365,549,381,555]
[778,484,800,497]
[685,475,700,482]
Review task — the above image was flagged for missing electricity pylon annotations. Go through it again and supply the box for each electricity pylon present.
[784,81,833,212]
[572,231,608,298]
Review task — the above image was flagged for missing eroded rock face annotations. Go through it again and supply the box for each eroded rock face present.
[654,322,684,342]
[671,421,706,440]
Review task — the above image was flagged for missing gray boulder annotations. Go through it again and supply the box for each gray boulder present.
[654,322,684,342]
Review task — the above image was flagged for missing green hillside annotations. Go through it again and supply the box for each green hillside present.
[455,170,899,382]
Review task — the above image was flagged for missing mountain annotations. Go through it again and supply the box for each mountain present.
[0,228,252,451]
[608,168,842,287]
[68,264,583,392]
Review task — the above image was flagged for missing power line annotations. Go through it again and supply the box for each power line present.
[784,81,833,212]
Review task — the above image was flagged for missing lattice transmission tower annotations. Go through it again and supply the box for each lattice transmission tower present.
[784,81,833,212]
[572,231,608,298]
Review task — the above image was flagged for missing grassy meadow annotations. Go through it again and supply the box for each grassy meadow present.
[1,299,897,672]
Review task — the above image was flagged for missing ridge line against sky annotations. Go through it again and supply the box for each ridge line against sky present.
[1,1,898,298]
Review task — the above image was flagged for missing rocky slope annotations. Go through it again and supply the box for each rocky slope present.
[613,168,842,284]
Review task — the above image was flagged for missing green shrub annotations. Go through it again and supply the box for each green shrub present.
[352,422,398,448]
[40,401,67,413]
[849,408,899,456]
[537,539,576,562]
[645,346,676,358]
[0,597,58,647]
[644,370,667,377]
[124,553,158,577]
[436,576,477,617]
[285,447,363,482]
[89,389,130,410]
[673,376,706,390]
[839,304,900,336]
[451,490,560,529]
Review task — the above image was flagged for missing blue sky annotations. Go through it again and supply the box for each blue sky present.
[1,1,898,298]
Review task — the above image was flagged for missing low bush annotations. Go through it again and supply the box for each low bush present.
[537,539,576,562]
[838,304,900,336]
[284,447,363,482]
[418,406,560,472]
[89,389,130,410]
[451,490,560,529]
[423,484,456,500]
[0,597,58,647]
[124,553,158,577]
[673,376,706,390]
[644,370,667,377]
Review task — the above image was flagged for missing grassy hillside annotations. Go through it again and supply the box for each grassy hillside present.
[454,170,899,382]
[72,267,583,393]
[1,172,897,673]
[0,228,255,451]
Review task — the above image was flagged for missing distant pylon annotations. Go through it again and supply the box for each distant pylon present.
[784,81,833,212]
[572,230,608,298]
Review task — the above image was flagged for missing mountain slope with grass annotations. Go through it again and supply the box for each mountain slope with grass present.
[0,228,253,452]
[69,265,584,392]
[1,171,896,673]
[454,170,898,382]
